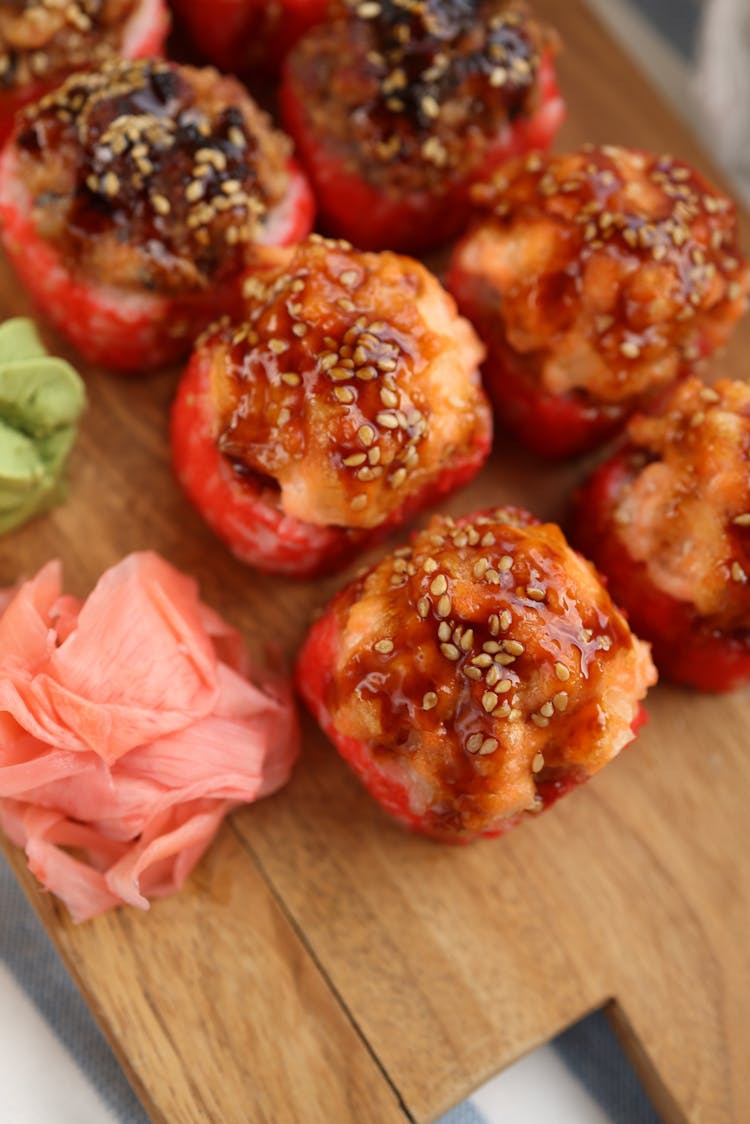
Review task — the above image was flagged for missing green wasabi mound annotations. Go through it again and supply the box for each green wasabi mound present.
[0,319,86,534]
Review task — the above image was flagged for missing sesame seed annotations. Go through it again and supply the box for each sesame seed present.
[357,466,376,482]
[390,467,408,489]
[532,752,545,773]
[504,640,524,657]
[292,323,307,338]
[460,629,474,652]
[329,367,351,382]
[374,639,394,654]
[417,597,430,619]
[488,614,500,636]
[339,270,359,288]
[472,654,493,668]
[102,172,119,196]
[555,662,570,681]
[437,595,451,618]
[478,738,499,756]
[280,372,300,387]
[151,193,170,215]
[268,338,288,354]
[337,298,355,312]
[499,611,512,631]
[731,562,746,582]
[498,555,513,572]
[527,587,546,602]
[540,701,555,718]
[334,386,355,403]
[430,574,448,596]
[531,715,549,729]
[473,558,489,578]
[376,411,399,429]
[733,514,750,527]
[351,494,368,511]
[497,679,513,694]
[424,557,438,573]
[423,692,438,711]
[466,733,484,754]
[620,340,641,359]
[481,533,496,547]
[553,692,569,712]
[438,622,452,642]
[483,641,501,654]
[508,708,523,722]
[441,643,461,661]
[343,453,367,467]
[465,667,483,681]
[277,407,290,426]
[358,425,375,446]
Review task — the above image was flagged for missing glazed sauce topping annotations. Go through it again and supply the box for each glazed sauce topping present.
[204,236,488,529]
[615,377,750,628]
[15,59,290,291]
[326,508,654,830]
[289,0,552,186]
[0,0,136,91]
[464,145,749,402]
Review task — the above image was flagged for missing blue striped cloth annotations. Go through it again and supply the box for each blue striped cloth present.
[1,854,661,1124]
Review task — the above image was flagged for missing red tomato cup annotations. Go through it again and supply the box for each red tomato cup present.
[447,145,750,458]
[572,377,750,691]
[170,0,329,76]
[280,0,565,253]
[0,58,314,373]
[171,236,493,577]
[0,0,170,145]
[296,506,657,842]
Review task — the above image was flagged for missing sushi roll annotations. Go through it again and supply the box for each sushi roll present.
[572,377,750,691]
[297,506,657,842]
[171,236,492,577]
[170,0,328,76]
[0,58,314,372]
[447,145,749,458]
[0,0,170,144]
[280,0,564,253]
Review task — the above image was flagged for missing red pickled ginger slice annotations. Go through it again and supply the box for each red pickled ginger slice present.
[0,552,299,922]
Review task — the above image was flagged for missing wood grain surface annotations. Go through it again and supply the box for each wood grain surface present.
[1,2,749,1122]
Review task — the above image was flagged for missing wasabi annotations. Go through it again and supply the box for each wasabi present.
[0,318,86,534]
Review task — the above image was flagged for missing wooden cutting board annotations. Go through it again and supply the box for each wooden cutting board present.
[1,3,748,1121]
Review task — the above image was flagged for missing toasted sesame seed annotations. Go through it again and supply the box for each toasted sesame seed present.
[430,574,448,596]
[555,662,570,681]
[478,737,498,756]
[417,597,430,619]
[532,752,545,773]
[441,643,460,661]
[466,733,483,754]
[423,692,438,711]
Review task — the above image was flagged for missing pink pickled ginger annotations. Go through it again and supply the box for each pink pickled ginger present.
[0,552,299,922]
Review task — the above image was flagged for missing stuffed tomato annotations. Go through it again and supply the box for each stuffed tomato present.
[170,0,328,76]
[573,377,750,691]
[171,236,492,577]
[0,57,314,372]
[297,506,656,842]
[448,145,749,458]
[0,0,170,144]
[280,0,564,253]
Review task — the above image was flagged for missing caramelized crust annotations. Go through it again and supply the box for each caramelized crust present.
[322,508,655,836]
[286,0,555,193]
[459,145,749,402]
[203,236,490,530]
[614,378,750,628]
[14,59,291,292]
[0,1,137,90]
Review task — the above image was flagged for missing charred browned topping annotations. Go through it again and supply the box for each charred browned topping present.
[15,59,291,292]
[0,1,137,92]
[203,235,489,530]
[461,146,749,403]
[288,0,554,191]
[614,377,750,628]
[324,508,655,835]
